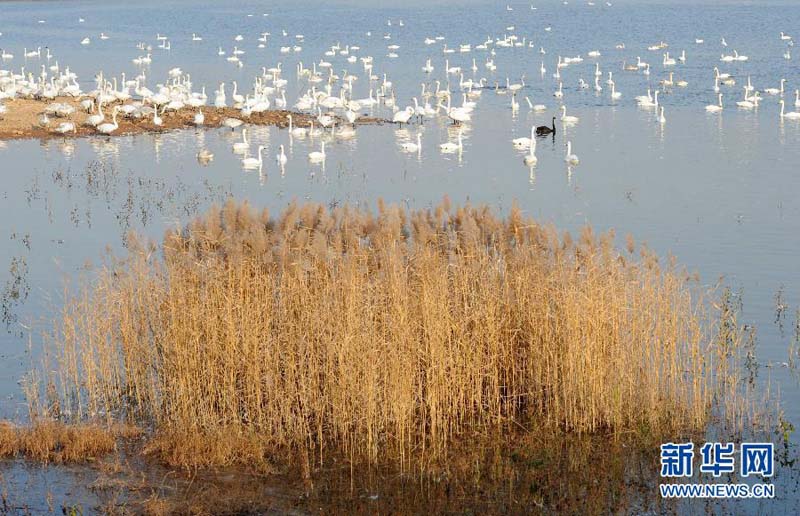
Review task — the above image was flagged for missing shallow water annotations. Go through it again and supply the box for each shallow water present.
[1,0,799,511]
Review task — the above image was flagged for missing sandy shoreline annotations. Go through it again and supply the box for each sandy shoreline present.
[0,97,385,141]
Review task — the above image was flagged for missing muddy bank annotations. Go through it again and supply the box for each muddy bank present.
[0,97,387,141]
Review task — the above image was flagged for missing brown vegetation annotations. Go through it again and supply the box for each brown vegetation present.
[0,420,126,463]
[29,198,749,477]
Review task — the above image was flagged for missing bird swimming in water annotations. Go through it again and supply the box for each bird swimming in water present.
[535,116,556,136]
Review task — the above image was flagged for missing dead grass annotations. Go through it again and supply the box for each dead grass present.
[143,428,275,472]
[0,422,17,457]
[0,420,118,463]
[32,198,746,472]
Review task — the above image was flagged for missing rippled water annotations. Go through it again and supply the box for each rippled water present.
[1,0,799,511]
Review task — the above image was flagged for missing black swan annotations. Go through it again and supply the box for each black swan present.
[535,116,556,136]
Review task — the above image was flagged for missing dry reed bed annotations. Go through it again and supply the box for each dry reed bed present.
[32,198,743,471]
[0,420,137,463]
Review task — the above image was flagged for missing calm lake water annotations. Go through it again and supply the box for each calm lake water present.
[0,0,799,511]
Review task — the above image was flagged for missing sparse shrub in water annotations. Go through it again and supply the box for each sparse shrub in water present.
[34,198,747,471]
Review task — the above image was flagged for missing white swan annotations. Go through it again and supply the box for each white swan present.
[231,81,244,104]
[53,121,76,135]
[233,128,249,152]
[439,130,463,153]
[193,109,204,125]
[152,104,164,126]
[736,88,756,109]
[214,83,226,107]
[393,106,414,126]
[507,76,524,93]
[525,97,547,111]
[564,141,579,165]
[287,114,308,136]
[779,99,800,119]
[197,149,214,162]
[242,145,265,169]
[553,82,563,98]
[308,141,326,162]
[524,138,537,166]
[635,88,652,104]
[96,106,119,134]
[657,106,666,123]
[512,126,535,148]
[764,78,786,96]
[316,108,334,129]
[442,96,471,125]
[85,101,104,127]
[560,105,579,123]
[639,90,659,108]
[400,133,422,153]
[222,117,243,130]
[610,81,621,99]
[276,144,288,165]
[705,93,723,112]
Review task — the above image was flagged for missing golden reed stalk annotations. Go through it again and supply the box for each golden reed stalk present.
[35,198,736,470]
